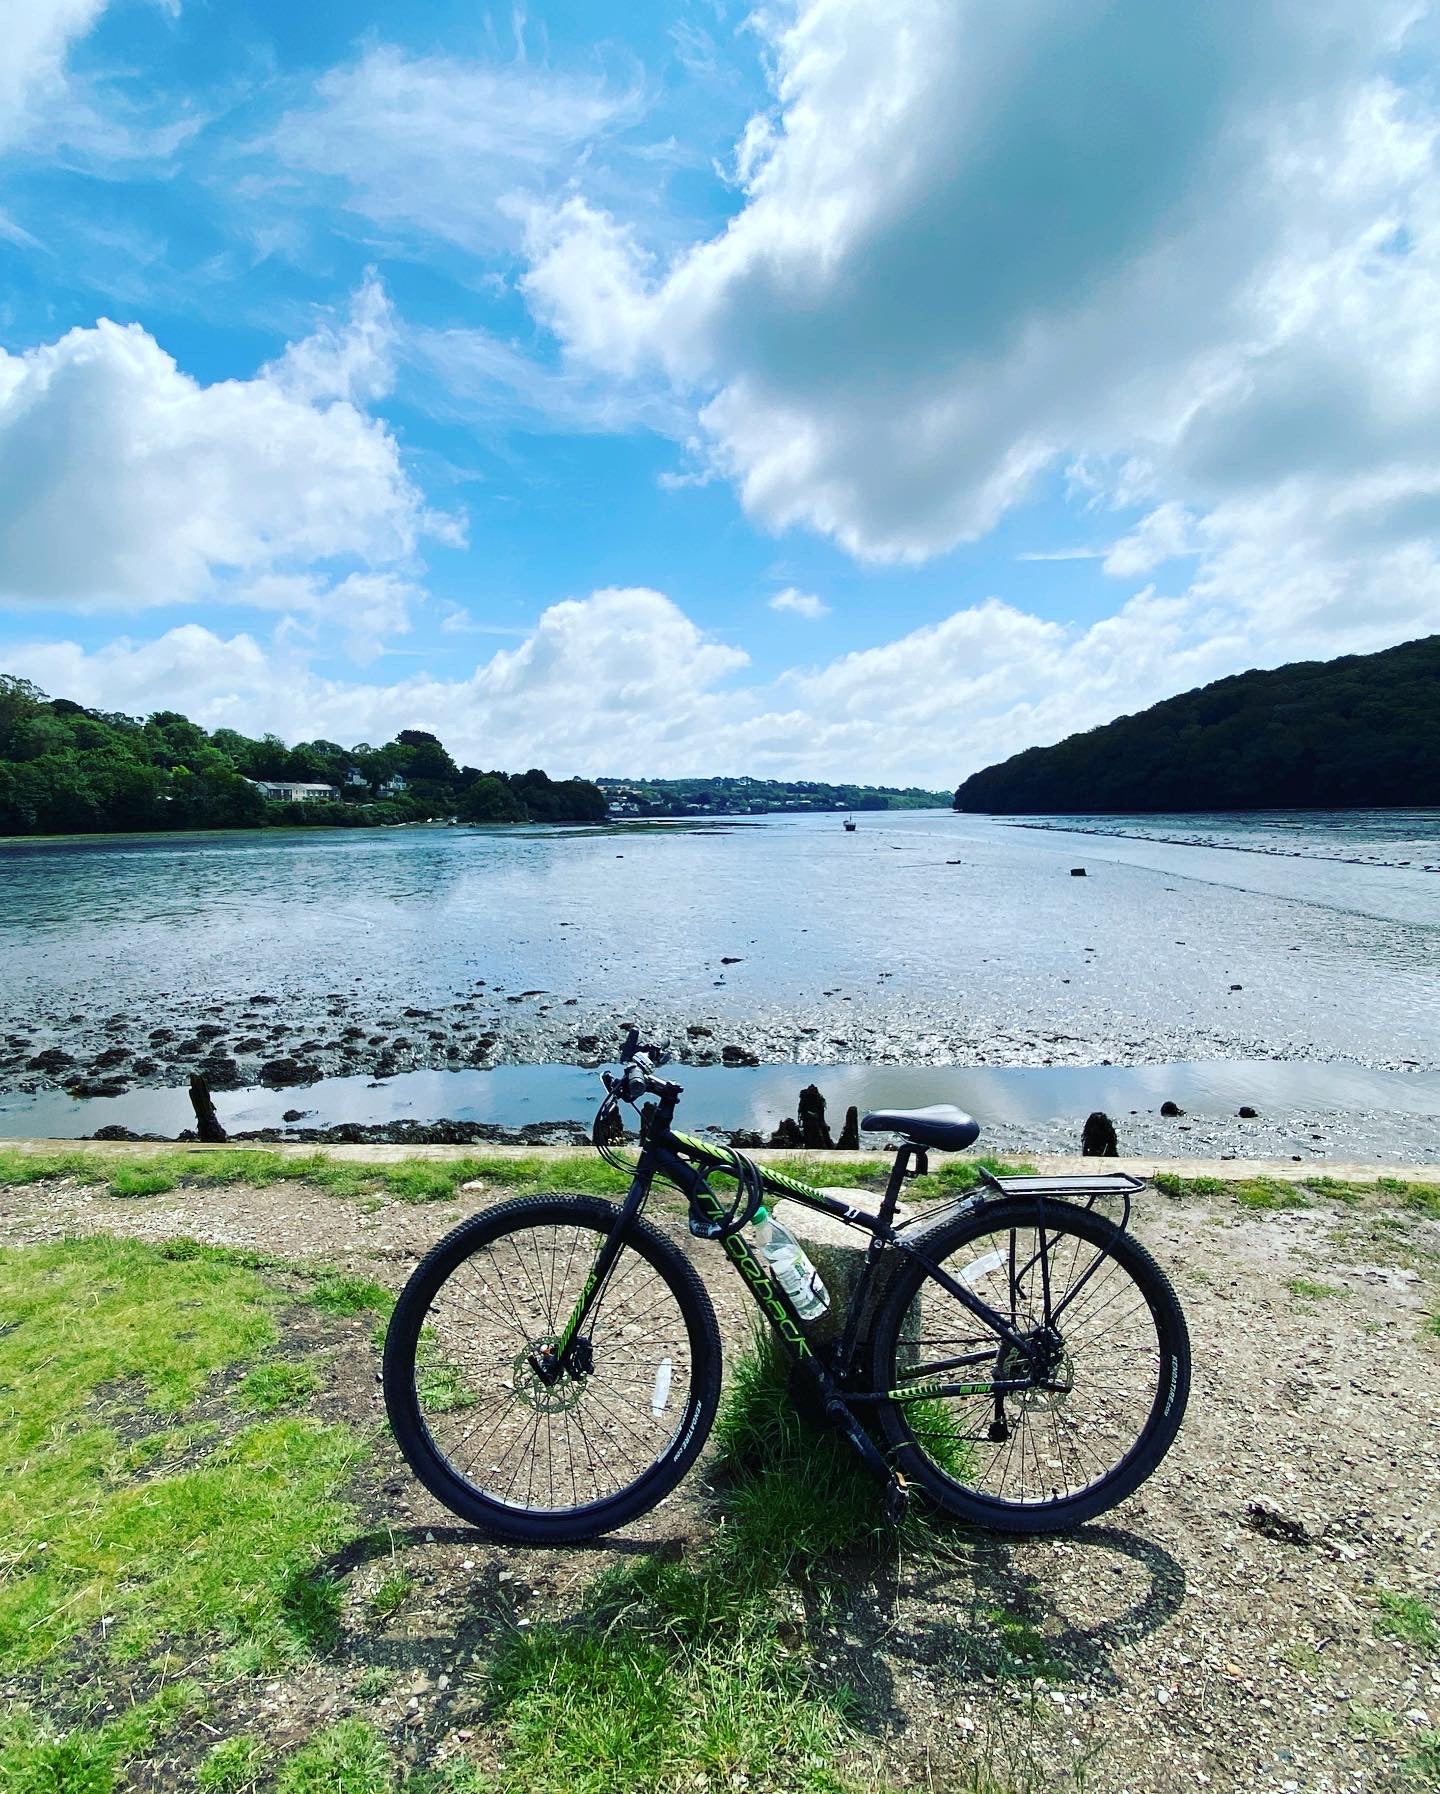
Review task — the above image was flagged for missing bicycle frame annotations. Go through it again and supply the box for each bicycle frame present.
[554,1088,1054,1415]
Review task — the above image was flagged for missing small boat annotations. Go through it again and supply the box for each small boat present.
[843,815,856,832]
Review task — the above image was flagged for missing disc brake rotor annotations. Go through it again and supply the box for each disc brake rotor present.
[511,1340,589,1413]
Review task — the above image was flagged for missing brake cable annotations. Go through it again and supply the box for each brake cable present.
[590,1085,764,1241]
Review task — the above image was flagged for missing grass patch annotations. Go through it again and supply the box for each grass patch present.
[1153,1173,1227,1199]
[486,1573,861,1794]
[310,1274,395,1319]
[476,1325,932,1794]
[1284,1276,1343,1301]
[1407,1730,1440,1787]
[1233,1177,1309,1211]
[0,1236,363,1677]
[1399,1182,1440,1220]
[0,1148,99,1187]
[275,1720,394,1794]
[369,1570,414,1621]
[1347,1702,1397,1741]
[105,1164,179,1198]
[1374,1589,1440,1652]
[199,1734,268,1794]
[708,1325,894,1573]
[904,1157,1036,1202]
[1306,1177,1368,1204]
[238,1360,321,1414]
[0,1685,201,1794]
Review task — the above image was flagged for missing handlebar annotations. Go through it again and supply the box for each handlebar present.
[595,1024,762,1240]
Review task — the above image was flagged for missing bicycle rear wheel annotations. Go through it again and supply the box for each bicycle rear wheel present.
[868,1197,1189,1532]
[383,1195,721,1543]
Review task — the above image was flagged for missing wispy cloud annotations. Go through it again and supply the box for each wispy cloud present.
[267,44,644,255]
[1015,547,1105,563]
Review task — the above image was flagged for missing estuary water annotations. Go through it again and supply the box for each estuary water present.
[2,808,1438,1153]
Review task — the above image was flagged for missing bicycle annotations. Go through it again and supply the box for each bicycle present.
[382,1029,1191,1543]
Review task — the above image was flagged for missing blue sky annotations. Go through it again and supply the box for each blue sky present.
[2,0,1438,784]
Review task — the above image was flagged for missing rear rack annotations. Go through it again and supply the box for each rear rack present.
[977,1168,1145,1230]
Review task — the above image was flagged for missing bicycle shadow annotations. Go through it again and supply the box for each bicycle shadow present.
[792,1519,1187,1740]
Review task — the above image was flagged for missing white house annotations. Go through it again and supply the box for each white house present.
[248,779,338,803]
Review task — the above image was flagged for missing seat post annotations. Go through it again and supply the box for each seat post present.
[878,1141,925,1224]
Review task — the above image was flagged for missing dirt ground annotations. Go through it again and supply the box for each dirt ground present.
[2,1163,1437,1794]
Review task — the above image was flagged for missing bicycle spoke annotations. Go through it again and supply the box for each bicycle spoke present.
[408,1216,696,1516]
[893,1217,1166,1509]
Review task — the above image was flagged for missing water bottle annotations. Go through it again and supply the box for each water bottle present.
[747,1206,830,1320]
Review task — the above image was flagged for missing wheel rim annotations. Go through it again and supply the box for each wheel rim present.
[893,1219,1167,1509]
[410,1221,696,1515]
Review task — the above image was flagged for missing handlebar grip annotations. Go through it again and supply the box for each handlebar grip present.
[619,1026,639,1063]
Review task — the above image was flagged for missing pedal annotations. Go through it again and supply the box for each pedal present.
[883,1472,910,1527]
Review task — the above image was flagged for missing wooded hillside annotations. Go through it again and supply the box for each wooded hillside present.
[953,635,1440,813]
[0,677,607,834]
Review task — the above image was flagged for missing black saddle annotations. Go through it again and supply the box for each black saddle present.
[860,1104,980,1153]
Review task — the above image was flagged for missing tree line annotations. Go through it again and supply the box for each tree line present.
[0,676,608,835]
[953,635,1440,814]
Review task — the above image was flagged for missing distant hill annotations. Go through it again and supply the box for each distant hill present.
[599,776,949,817]
[953,635,1440,814]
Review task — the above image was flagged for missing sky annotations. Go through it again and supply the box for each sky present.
[2,0,1439,787]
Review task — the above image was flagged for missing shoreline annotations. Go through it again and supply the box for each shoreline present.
[4,1134,1438,1184]
[5,1054,1438,1163]
[5,988,1440,1164]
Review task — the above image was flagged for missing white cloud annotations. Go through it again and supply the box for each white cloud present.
[1103,502,1198,578]
[408,320,684,436]
[6,589,750,770]
[267,276,397,407]
[512,0,1440,662]
[0,284,443,631]
[269,45,641,256]
[768,586,828,619]
[0,0,107,150]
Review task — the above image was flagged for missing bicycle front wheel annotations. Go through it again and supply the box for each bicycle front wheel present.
[383,1195,721,1543]
[868,1197,1189,1532]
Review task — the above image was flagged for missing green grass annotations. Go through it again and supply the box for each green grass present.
[1153,1173,1227,1199]
[105,1164,179,1197]
[0,1684,200,1794]
[708,1325,893,1573]
[1407,1729,1440,1788]
[1347,1702,1398,1741]
[310,1274,395,1319]
[369,1570,414,1620]
[1284,1276,1343,1301]
[275,1721,394,1794]
[1399,1182,1440,1220]
[198,1735,268,1794]
[1374,1589,1440,1652]
[0,1145,640,1206]
[1232,1177,1309,1211]
[901,1156,1035,1202]
[238,1359,322,1413]
[0,1236,363,1676]
[1306,1177,1368,1203]
[474,1325,933,1794]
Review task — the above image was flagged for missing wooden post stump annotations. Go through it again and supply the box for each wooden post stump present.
[188,1073,227,1143]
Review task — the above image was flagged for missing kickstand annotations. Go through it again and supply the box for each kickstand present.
[883,1472,909,1527]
